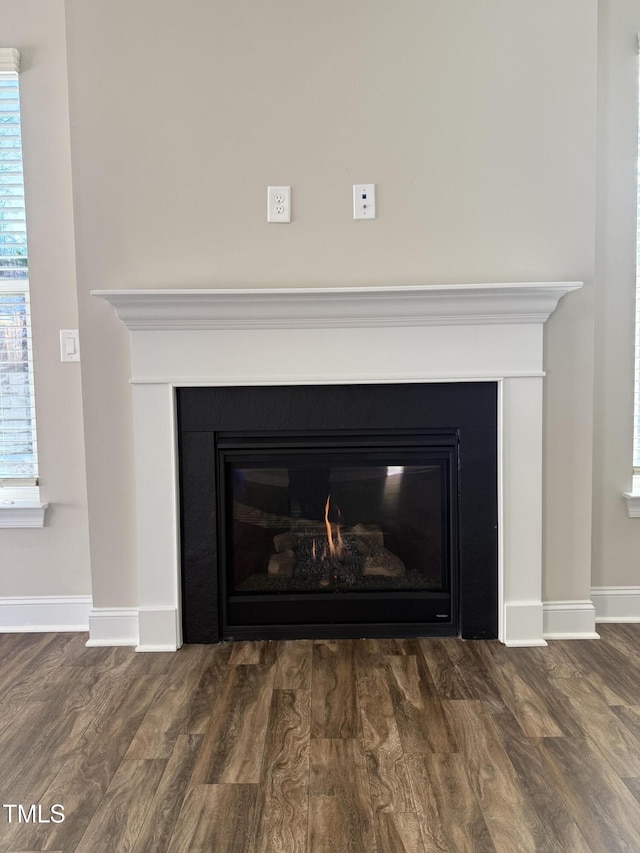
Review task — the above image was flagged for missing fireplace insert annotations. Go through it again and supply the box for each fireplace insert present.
[177,383,498,642]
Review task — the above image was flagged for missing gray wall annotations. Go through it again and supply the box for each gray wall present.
[10,0,639,613]
[62,0,598,609]
[1,0,90,598]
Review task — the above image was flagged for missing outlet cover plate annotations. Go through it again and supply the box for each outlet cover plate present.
[353,183,376,220]
[267,186,291,223]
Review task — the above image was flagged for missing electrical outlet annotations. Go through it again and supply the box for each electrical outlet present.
[267,186,291,223]
[353,184,376,220]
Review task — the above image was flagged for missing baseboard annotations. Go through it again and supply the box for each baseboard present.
[503,601,547,647]
[592,587,640,623]
[3,594,619,643]
[137,607,181,651]
[86,607,139,647]
[0,595,92,632]
[543,600,599,639]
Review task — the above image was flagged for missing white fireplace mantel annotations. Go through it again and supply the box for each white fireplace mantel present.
[93,282,581,331]
[93,282,582,650]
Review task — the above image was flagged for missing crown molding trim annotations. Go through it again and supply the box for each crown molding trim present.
[93,282,583,331]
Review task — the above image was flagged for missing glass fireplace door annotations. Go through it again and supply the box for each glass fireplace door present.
[217,431,458,637]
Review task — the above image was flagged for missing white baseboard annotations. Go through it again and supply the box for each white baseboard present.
[0,595,92,632]
[86,607,139,647]
[137,607,181,652]
[86,606,181,650]
[543,600,599,639]
[4,594,624,645]
[503,601,547,647]
[592,587,640,623]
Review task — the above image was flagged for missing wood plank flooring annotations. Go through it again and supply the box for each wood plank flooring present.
[0,626,639,851]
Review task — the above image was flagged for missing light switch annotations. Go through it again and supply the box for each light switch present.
[60,329,80,362]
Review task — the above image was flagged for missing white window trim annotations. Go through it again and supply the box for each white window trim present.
[624,36,640,518]
[623,473,640,518]
[0,48,19,74]
[0,488,48,528]
[0,47,47,528]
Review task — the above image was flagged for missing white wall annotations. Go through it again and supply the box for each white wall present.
[62,0,598,611]
[592,0,640,588]
[1,0,91,598]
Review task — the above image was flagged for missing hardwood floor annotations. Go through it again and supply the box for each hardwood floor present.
[0,626,640,851]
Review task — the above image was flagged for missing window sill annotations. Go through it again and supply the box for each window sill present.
[623,491,640,518]
[0,487,49,528]
[623,475,640,518]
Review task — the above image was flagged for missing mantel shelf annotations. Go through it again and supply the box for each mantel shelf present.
[93,282,582,331]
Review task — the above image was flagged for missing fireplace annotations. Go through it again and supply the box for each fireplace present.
[178,382,497,642]
[93,282,581,649]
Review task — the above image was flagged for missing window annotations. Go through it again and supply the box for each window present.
[0,48,46,526]
[625,40,640,516]
[635,46,640,489]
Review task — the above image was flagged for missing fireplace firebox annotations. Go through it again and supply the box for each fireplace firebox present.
[220,429,457,631]
[178,382,498,642]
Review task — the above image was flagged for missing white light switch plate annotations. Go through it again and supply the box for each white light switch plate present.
[353,184,376,219]
[60,329,80,362]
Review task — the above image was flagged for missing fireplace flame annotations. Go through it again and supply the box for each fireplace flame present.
[324,494,345,560]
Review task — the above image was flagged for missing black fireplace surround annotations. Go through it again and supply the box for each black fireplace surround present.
[177,383,498,643]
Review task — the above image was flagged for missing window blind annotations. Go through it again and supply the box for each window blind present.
[0,68,38,480]
[636,88,640,472]
[635,51,640,473]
